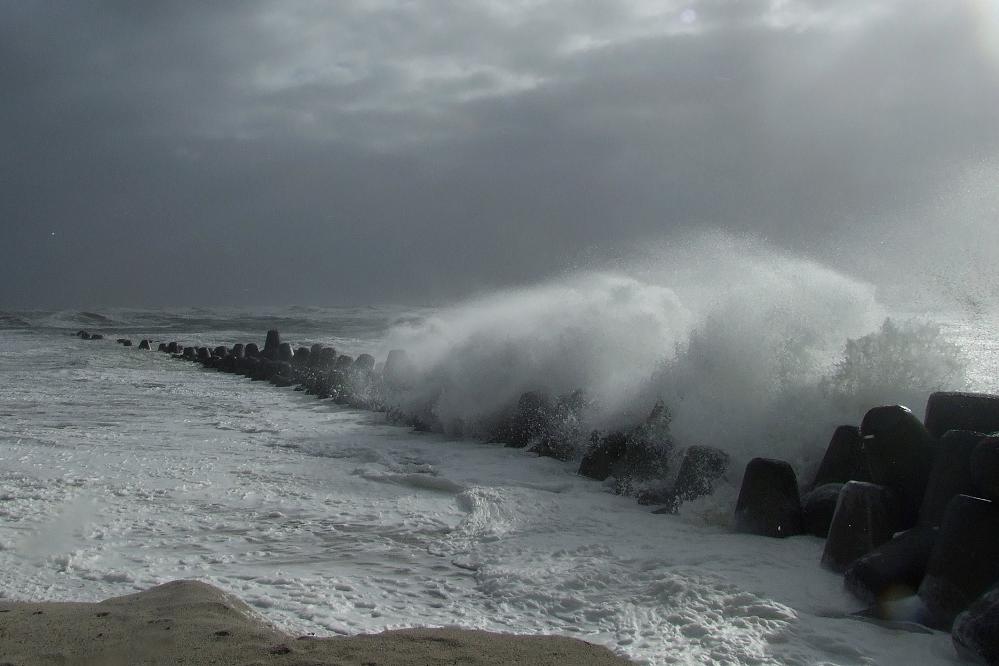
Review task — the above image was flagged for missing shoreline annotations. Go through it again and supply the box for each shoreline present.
[0,322,999,663]
[0,580,632,665]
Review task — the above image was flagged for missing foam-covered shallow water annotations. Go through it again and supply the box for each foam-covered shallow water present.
[0,288,995,663]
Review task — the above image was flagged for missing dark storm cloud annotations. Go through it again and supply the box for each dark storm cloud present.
[1,1,996,307]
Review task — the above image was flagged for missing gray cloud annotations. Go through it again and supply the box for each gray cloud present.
[1,1,996,307]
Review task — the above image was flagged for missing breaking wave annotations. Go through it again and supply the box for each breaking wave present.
[381,232,968,470]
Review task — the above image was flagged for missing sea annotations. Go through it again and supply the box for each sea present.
[1,259,996,664]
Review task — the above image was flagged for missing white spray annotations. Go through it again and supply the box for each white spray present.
[381,232,967,471]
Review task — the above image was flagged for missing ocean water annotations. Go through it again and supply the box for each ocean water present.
[0,286,995,664]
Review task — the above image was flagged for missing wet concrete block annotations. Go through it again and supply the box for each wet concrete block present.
[821,481,901,573]
[734,458,803,538]
[918,495,999,630]
[924,392,999,439]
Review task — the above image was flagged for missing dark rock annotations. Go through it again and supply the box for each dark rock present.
[647,444,728,514]
[239,357,261,377]
[215,354,235,372]
[353,353,376,373]
[812,426,871,488]
[821,481,901,572]
[492,391,554,449]
[263,329,281,356]
[924,392,999,439]
[293,347,310,365]
[116,338,131,345]
[953,584,999,665]
[860,405,937,528]
[579,431,628,481]
[322,370,346,400]
[801,483,843,538]
[318,347,337,368]
[248,359,273,380]
[919,495,999,630]
[608,401,674,496]
[244,343,260,358]
[76,330,88,338]
[80,332,92,339]
[918,430,985,527]
[182,347,196,359]
[971,437,999,502]
[278,343,294,363]
[844,525,937,606]
[384,349,414,388]
[673,446,729,502]
[138,339,151,350]
[310,371,335,399]
[259,360,283,381]
[269,362,295,387]
[734,458,803,538]
[197,347,212,363]
[167,342,181,354]
[213,346,228,358]
[231,344,245,359]
[90,334,103,340]
[157,343,167,352]
[334,354,353,370]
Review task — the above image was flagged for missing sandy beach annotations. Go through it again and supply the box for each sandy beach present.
[0,580,631,665]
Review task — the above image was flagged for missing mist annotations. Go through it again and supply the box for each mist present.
[379,232,970,471]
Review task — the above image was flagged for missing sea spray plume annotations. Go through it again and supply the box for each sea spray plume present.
[821,318,969,418]
[379,234,885,460]
[630,235,887,470]
[379,232,970,484]
[381,272,692,436]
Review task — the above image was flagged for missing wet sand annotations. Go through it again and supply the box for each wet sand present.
[0,580,631,665]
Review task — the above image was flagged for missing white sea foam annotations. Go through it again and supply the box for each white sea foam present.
[383,270,693,429]
[0,266,991,664]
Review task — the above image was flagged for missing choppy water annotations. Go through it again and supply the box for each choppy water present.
[0,300,994,664]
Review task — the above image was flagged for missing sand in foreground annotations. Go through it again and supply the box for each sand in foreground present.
[0,580,631,665]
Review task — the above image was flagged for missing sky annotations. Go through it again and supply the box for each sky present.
[1,0,997,308]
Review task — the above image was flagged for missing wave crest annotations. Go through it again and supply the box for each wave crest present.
[381,233,968,469]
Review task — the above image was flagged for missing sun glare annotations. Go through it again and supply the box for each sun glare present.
[972,0,999,68]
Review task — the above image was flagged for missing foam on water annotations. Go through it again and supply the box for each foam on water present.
[0,349,967,663]
[0,238,993,663]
